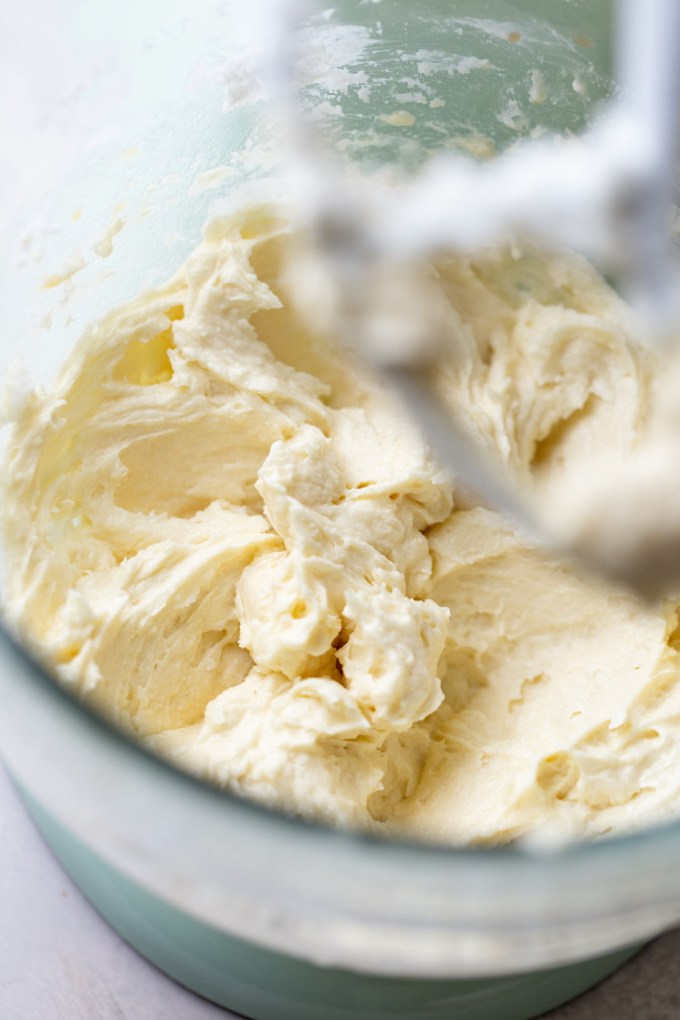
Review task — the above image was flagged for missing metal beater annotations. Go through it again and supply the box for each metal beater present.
[261,0,680,596]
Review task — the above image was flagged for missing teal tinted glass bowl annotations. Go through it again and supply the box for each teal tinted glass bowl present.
[3,2,677,1017]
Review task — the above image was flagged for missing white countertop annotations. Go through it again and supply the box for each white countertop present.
[0,765,228,1020]
[2,761,680,1020]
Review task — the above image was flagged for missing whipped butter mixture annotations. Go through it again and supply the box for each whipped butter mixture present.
[5,207,680,845]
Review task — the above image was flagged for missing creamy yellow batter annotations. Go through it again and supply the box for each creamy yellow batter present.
[5,206,680,844]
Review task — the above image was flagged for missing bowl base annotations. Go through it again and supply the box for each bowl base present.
[21,789,643,1020]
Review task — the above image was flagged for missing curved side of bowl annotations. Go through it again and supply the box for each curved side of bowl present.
[18,778,643,1020]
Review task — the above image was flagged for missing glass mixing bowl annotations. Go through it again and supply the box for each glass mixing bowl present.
[3,2,680,1017]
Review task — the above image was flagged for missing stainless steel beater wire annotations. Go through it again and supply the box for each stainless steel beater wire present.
[383,364,547,543]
